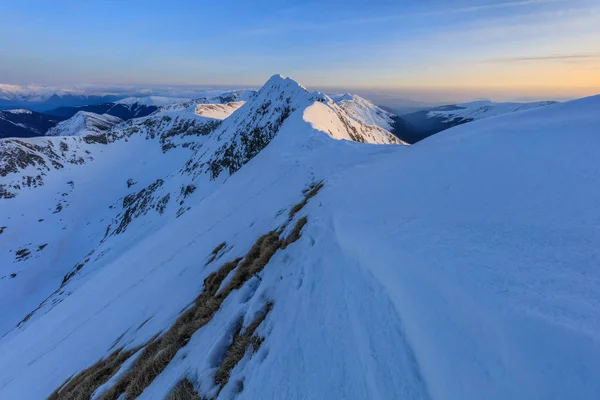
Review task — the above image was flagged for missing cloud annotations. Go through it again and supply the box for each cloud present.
[350,0,568,23]
[438,0,567,14]
[488,53,600,63]
[238,0,568,34]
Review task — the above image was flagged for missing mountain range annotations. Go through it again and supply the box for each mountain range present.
[0,109,66,139]
[393,100,558,143]
[1,75,598,399]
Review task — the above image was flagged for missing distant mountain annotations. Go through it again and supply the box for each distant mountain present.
[45,111,122,137]
[394,100,558,143]
[0,84,261,112]
[0,109,65,139]
[0,93,124,112]
[46,101,160,121]
[45,92,258,121]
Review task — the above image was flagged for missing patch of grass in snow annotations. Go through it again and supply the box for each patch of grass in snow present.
[167,378,203,400]
[48,347,140,400]
[281,216,308,250]
[289,181,324,219]
[218,231,282,297]
[47,184,319,399]
[205,241,227,266]
[214,303,273,388]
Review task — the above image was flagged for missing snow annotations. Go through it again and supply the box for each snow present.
[4,109,33,114]
[332,93,396,131]
[91,348,144,400]
[195,101,246,119]
[0,74,599,400]
[45,111,122,136]
[427,99,558,123]
[115,96,189,107]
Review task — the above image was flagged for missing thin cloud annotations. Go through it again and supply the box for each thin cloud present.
[346,0,568,24]
[489,53,600,62]
[239,0,568,34]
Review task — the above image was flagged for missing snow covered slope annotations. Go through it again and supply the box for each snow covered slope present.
[332,93,396,131]
[45,111,122,137]
[427,99,559,123]
[398,99,558,144]
[1,76,597,400]
[0,75,401,340]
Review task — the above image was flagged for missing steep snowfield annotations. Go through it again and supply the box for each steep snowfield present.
[0,93,247,336]
[1,76,598,400]
[332,93,396,131]
[195,102,246,119]
[45,111,122,137]
[0,75,399,340]
[427,100,558,123]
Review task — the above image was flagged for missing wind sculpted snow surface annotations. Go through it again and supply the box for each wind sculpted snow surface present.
[0,75,599,400]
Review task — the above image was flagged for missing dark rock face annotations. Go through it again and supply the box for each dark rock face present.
[0,137,93,198]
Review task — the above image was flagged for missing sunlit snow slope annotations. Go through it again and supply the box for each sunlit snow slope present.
[45,111,122,137]
[0,76,598,400]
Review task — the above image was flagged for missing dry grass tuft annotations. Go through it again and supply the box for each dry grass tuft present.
[219,231,281,298]
[214,303,273,388]
[203,258,242,295]
[211,242,227,255]
[97,233,280,399]
[289,181,324,219]
[205,242,227,266]
[281,216,308,249]
[167,378,203,400]
[48,347,140,400]
[48,182,322,399]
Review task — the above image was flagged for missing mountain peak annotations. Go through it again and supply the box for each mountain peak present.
[45,111,121,137]
[261,74,309,95]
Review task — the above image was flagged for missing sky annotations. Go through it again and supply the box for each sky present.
[0,0,599,103]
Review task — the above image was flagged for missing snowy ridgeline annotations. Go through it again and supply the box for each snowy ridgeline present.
[426,99,558,123]
[0,75,599,400]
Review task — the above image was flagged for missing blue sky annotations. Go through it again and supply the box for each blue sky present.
[1,0,598,101]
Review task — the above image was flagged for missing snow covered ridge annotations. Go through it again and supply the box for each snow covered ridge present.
[427,99,558,123]
[0,75,402,342]
[9,77,599,399]
[45,111,122,137]
[331,93,396,132]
